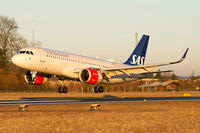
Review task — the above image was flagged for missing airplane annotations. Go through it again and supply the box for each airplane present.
[11,35,189,93]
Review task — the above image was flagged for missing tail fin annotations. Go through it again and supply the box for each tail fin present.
[124,35,149,66]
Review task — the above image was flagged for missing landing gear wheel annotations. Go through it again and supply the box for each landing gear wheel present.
[98,86,104,93]
[94,86,98,93]
[58,87,63,93]
[63,87,68,93]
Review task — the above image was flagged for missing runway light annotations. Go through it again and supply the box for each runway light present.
[90,104,101,111]
[19,104,29,111]
[184,94,191,97]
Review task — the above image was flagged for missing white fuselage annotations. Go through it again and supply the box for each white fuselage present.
[12,47,141,84]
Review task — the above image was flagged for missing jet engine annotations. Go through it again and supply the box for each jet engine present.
[24,71,50,85]
[79,68,103,84]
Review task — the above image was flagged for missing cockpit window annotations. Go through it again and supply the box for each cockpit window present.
[18,51,34,55]
[19,51,26,54]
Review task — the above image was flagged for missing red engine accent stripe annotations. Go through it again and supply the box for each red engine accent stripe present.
[87,69,99,84]
[34,76,44,85]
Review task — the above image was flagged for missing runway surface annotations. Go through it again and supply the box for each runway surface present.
[0,95,200,105]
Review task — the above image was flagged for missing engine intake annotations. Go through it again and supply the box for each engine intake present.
[79,68,103,84]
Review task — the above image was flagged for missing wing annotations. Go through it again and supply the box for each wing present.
[101,48,189,78]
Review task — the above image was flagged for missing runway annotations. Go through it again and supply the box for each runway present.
[0,95,200,105]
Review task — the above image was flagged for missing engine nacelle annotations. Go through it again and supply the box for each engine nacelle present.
[79,68,103,84]
[24,71,49,85]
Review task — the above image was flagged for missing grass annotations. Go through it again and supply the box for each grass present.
[0,91,200,100]
[0,102,200,133]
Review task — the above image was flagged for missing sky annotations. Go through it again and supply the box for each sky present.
[1,0,200,76]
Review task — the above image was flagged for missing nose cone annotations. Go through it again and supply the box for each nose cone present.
[12,55,20,66]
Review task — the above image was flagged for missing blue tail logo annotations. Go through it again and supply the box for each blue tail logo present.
[124,35,149,66]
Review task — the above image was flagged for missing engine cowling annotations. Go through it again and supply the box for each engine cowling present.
[24,71,49,85]
[79,68,103,84]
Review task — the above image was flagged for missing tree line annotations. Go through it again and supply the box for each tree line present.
[0,15,40,69]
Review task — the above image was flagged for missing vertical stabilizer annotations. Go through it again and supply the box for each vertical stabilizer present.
[124,35,149,66]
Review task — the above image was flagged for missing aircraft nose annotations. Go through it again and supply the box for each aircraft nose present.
[12,55,19,65]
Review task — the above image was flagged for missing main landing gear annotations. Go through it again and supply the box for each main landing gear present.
[58,86,68,93]
[58,80,68,93]
[94,86,104,93]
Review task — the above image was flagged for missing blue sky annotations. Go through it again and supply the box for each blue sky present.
[1,0,200,76]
